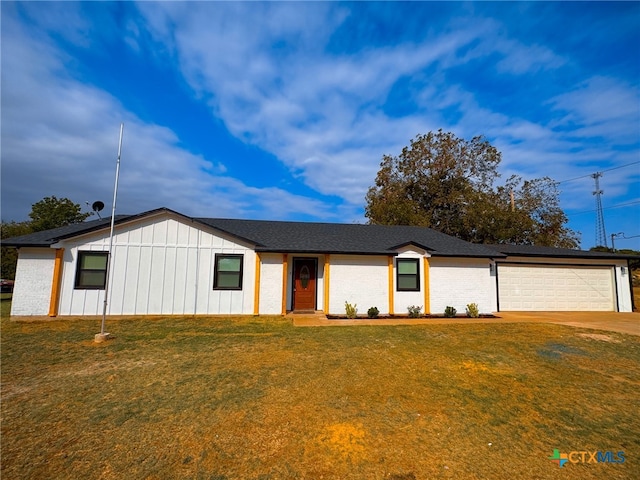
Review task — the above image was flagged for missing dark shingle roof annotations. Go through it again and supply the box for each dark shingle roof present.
[1,216,130,247]
[488,244,640,260]
[5,207,634,260]
[2,207,501,257]
[197,218,503,257]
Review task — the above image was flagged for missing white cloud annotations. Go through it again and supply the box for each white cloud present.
[549,76,640,144]
[0,9,344,223]
[2,2,637,250]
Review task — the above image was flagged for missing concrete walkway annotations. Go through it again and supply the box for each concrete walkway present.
[289,311,640,336]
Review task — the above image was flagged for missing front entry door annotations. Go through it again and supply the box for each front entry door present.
[293,259,317,311]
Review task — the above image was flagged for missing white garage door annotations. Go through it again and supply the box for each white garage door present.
[497,264,616,311]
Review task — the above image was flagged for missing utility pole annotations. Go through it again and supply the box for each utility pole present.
[611,232,624,252]
[592,172,607,248]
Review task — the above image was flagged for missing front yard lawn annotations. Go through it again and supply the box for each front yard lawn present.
[2,314,639,479]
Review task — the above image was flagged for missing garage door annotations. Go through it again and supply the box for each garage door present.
[497,264,615,311]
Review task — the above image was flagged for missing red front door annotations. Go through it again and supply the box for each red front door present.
[293,259,316,311]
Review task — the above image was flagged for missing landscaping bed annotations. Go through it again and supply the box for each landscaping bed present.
[326,313,498,320]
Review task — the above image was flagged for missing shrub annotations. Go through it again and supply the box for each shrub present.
[367,306,379,319]
[407,305,422,318]
[466,303,480,318]
[444,306,457,318]
[345,301,358,319]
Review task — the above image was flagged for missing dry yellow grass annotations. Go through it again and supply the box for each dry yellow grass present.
[2,313,639,479]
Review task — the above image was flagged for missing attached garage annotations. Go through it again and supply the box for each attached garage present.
[491,244,636,313]
[497,264,616,311]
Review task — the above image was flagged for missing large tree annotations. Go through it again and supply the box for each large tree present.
[1,221,33,280]
[1,196,92,279]
[365,130,579,248]
[28,196,92,232]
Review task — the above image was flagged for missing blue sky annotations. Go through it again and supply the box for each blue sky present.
[1,1,639,250]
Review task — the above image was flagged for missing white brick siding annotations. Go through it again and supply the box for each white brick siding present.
[429,257,495,315]
[11,248,55,316]
[329,254,388,315]
[259,253,284,314]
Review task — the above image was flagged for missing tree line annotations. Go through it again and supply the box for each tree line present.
[1,196,91,279]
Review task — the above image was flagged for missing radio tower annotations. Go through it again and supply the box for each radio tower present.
[592,172,607,247]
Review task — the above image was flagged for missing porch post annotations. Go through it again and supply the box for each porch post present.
[423,257,430,314]
[48,248,64,317]
[388,255,394,315]
[323,254,330,313]
[281,254,288,315]
[253,253,261,315]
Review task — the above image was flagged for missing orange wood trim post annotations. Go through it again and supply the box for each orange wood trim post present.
[253,253,261,315]
[423,257,430,314]
[281,254,288,315]
[48,248,64,317]
[388,255,394,315]
[323,254,330,313]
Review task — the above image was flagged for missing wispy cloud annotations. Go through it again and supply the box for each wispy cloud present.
[1,2,638,248]
[0,7,337,222]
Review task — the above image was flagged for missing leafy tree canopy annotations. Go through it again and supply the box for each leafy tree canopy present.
[28,196,92,232]
[1,196,91,279]
[1,221,33,279]
[365,130,579,248]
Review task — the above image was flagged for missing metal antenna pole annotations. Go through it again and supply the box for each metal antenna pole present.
[100,123,124,338]
[592,172,607,248]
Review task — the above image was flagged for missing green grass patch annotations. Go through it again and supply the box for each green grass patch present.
[2,314,639,479]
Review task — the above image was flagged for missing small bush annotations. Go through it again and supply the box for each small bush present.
[367,306,379,319]
[407,305,422,318]
[345,301,358,319]
[466,303,480,318]
[444,306,457,318]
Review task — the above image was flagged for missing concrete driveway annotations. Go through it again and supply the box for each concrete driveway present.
[496,311,640,336]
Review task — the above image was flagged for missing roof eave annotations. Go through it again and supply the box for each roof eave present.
[430,252,507,259]
[496,252,640,260]
[0,241,53,248]
[255,247,397,256]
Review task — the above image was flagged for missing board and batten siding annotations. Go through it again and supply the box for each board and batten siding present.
[429,257,496,315]
[56,213,256,316]
[11,248,56,316]
[329,254,388,315]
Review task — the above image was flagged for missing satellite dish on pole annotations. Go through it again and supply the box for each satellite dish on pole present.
[92,201,105,219]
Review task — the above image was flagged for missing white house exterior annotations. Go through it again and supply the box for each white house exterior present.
[4,208,636,318]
